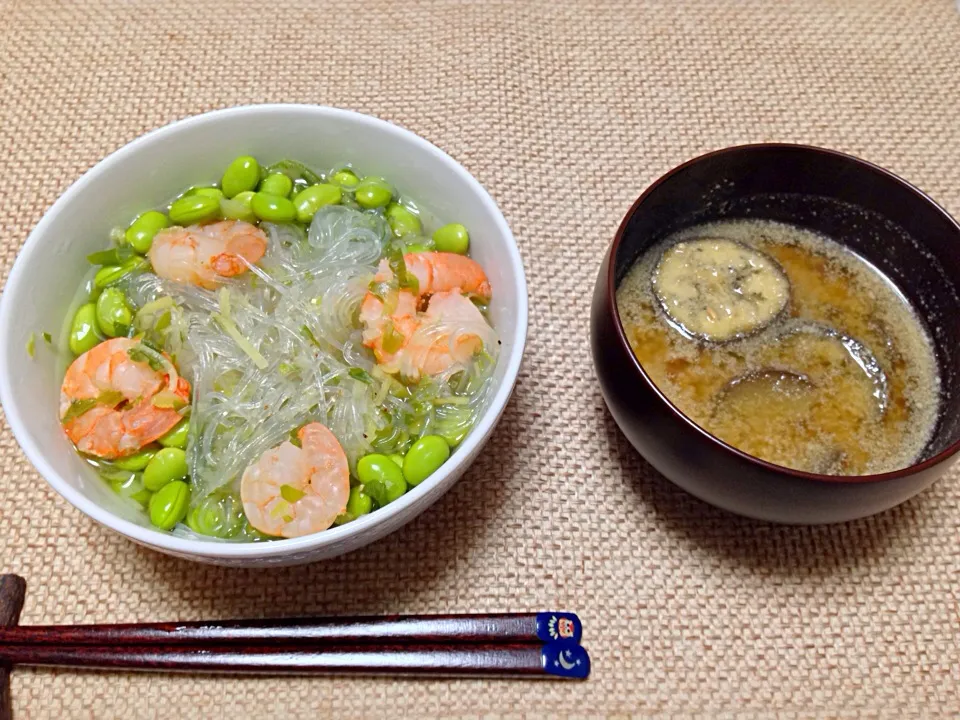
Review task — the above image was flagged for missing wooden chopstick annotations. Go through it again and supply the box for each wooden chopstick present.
[0,574,589,688]
[0,641,590,679]
[0,611,582,648]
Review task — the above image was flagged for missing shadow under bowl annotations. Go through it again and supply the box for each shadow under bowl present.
[590,143,960,524]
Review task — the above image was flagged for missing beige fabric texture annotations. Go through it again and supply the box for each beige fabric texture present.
[1,0,959,717]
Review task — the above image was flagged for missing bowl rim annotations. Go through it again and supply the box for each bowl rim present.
[0,103,529,558]
[606,141,960,485]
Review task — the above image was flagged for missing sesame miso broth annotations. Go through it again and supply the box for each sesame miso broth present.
[616,219,941,475]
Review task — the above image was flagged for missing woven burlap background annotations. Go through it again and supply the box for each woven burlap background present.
[1,0,959,717]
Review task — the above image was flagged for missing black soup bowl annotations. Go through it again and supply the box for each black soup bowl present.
[590,144,960,524]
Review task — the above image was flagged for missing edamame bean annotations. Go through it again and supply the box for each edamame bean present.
[191,187,224,201]
[402,435,450,486]
[259,173,294,198]
[69,303,101,355]
[293,184,342,223]
[220,190,256,222]
[334,486,374,525]
[124,211,169,254]
[357,453,407,506]
[385,203,422,237]
[111,473,152,507]
[354,177,393,209]
[169,194,220,225]
[95,288,133,337]
[113,448,158,471]
[347,486,373,517]
[158,419,189,449]
[388,453,405,468]
[94,256,148,289]
[433,223,470,254]
[330,169,359,189]
[148,480,190,530]
[251,192,296,223]
[143,447,189,491]
[221,155,261,198]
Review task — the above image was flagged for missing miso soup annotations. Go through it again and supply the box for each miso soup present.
[616,219,941,475]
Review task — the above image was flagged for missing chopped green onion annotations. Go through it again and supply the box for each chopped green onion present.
[87,246,136,266]
[97,390,124,406]
[151,391,187,410]
[212,313,268,370]
[218,287,231,318]
[433,395,471,406]
[61,390,123,424]
[41,332,52,344]
[288,426,303,447]
[62,398,96,422]
[270,499,291,519]
[387,247,419,294]
[25,333,35,358]
[381,321,404,354]
[278,362,298,376]
[265,159,322,185]
[127,344,167,371]
[154,310,172,332]
[300,325,322,348]
[280,484,305,503]
[349,368,373,384]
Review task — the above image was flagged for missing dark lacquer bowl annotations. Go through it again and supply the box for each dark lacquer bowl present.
[591,144,960,524]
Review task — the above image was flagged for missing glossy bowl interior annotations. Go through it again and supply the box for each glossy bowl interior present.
[0,105,528,566]
[593,144,960,523]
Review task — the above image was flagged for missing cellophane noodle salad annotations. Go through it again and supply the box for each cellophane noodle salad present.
[58,157,499,541]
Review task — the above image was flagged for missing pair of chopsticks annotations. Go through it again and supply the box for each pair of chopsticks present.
[0,575,589,687]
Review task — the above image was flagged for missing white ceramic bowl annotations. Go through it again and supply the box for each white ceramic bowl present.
[0,105,527,567]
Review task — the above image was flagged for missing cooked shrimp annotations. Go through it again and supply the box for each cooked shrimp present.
[240,423,350,538]
[358,290,420,366]
[373,251,492,301]
[60,337,191,459]
[396,290,494,378]
[360,252,494,379]
[148,220,268,289]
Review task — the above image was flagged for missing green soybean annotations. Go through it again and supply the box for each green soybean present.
[388,453,405,468]
[124,211,169,253]
[386,203,422,237]
[69,303,101,355]
[143,447,189,492]
[221,155,261,198]
[330,169,360,189]
[259,173,294,198]
[111,473,152,507]
[357,453,407,506]
[251,192,296,223]
[354,177,393,209]
[433,223,470,254]
[293,184,342,223]
[335,486,374,525]
[148,480,190,530]
[113,448,158,471]
[169,194,220,225]
[95,288,133,337]
[403,435,450,486]
[220,190,256,222]
[158,419,189,449]
[191,187,224,201]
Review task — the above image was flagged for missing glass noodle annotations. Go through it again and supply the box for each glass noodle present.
[120,204,498,541]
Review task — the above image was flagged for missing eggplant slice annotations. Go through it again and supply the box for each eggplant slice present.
[652,238,790,343]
